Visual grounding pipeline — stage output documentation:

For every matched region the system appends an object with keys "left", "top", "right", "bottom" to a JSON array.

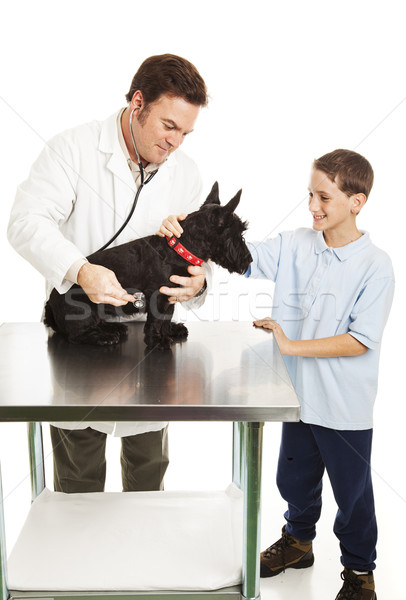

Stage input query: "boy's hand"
[
  {"left": 253, "top": 318, "right": 368, "bottom": 357},
  {"left": 253, "top": 318, "right": 293, "bottom": 355},
  {"left": 160, "top": 265, "right": 206, "bottom": 304},
  {"left": 156, "top": 213, "right": 187, "bottom": 238}
]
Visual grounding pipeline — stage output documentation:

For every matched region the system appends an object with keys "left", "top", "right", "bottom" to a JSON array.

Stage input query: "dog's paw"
[
  {"left": 69, "top": 323, "right": 127, "bottom": 346},
  {"left": 144, "top": 320, "right": 188, "bottom": 350},
  {"left": 169, "top": 322, "right": 188, "bottom": 342},
  {"left": 145, "top": 334, "right": 172, "bottom": 351},
  {"left": 101, "top": 322, "right": 128, "bottom": 341}
]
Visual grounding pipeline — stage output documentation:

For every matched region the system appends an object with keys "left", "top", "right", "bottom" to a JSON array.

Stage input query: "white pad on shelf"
[{"left": 8, "top": 484, "right": 243, "bottom": 591}]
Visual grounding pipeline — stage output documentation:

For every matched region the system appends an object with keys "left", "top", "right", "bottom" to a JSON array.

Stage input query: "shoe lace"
[
  {"left": 338, "top": 571, "right": 363, "bottom": 600},
  {"left": 263, "top": 529, "right": 293, "bottom": 567}
]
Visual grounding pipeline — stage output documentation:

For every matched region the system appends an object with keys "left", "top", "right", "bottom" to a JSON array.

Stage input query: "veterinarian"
[
  {"left": 7, "top": 54, "right": 209, "bottom": 494},
  {"left": 160, "top": 149, "right": 394, "bottom": 599}
]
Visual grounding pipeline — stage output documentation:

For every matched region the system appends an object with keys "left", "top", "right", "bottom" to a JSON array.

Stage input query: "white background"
[{"left": 0, "top": 1, "right": 405, "bottom": 598}]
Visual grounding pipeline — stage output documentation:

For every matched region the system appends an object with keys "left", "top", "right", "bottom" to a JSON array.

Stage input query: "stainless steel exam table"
[{"left": 0, "top": 321, "right": 299, "bottom": 600}]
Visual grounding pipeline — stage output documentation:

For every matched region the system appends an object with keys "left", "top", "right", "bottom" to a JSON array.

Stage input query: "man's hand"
[
  {"left": 160, "top": 264, "right": 206, "bottom": 304},
  {"left": 77, "top": 262, "right": 135, "bottom": 306},
  {"left": 156, "top": 214, "right": 186, "bottom": 238}
]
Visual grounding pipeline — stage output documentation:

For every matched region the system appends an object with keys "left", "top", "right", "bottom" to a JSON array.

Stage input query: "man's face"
[{"left": 132, "top": 94, "right": 200, "bottom": 166}]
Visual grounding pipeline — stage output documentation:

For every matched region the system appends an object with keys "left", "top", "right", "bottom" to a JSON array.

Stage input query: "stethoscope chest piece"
[{"left": 133, "top": 292, "right": 146, "bottom": 310}]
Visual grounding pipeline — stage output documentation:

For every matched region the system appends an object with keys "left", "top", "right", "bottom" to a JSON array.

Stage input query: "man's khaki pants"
[{"left": 50, "top": 425, "right": 169, "bottom": 493}]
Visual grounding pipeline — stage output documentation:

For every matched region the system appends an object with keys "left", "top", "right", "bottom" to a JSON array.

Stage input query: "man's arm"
[
  {"left": 253, "top": 318, "right": 368, "bottom": 357},
  {"left": 8, "top": 135, "right": 134, "bottom": 307},
  {"left": 8, "top": 140, "right": 85, "bottom": 293}
]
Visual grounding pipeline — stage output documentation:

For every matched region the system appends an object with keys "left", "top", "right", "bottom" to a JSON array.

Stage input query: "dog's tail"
[{"left": 43, "top": 301, "right": 57, "bottom": 331}]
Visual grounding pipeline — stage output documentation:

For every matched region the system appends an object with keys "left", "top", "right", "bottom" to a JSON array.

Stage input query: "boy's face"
[{"left": 308, "top": 169, "right": 362, "bottom": 240}]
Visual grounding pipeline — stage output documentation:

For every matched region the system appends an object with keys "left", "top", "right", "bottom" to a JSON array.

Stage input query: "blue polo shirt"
[{"left": 247, "top": 228, "right": 395, "bottom": 430}]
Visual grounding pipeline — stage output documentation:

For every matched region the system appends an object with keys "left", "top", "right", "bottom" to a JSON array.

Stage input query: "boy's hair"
[
  {"left": 313, "top": 149, "right": 374, "bottom": 198},
  {"left": 125, "top": 54, "right": 208, "bottom": 108}
]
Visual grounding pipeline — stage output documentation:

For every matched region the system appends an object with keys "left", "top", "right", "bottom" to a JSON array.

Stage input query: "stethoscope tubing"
[{"left": 96, "top": 108, "right": 158, "bottom": 252}]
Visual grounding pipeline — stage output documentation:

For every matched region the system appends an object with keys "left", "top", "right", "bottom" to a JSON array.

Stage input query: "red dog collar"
[{"left": 166, "top": 236, "right": 204, "bottom": 266}]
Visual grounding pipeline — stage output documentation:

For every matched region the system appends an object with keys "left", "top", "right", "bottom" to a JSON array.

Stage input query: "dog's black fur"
[{"left": 44, "top": 182, "right": 252, "bottom": 349}]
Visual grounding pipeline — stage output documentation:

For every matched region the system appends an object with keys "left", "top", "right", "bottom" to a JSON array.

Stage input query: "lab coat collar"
[
  {"left": 99, "top": 110, "right": 136, "bottom": 191},
  {"left": 98, "top": 109, "right": 177, "bottom": 187}
]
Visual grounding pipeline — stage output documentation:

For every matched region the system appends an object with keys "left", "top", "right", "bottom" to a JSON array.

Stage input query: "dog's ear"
[
  {"left": 201, "top": 181, "right": 220, "bottom": 207},
  {"left": 223, "top": 189, "right": 242, "bottom": 213}
]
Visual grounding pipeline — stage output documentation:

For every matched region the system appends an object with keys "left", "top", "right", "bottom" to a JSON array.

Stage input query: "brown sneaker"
[
  {"left": 335, "top": 569, "right": 376, "bottom": 599},
  {"left": 260, "top": 525, "right": 314, "bottom": 577}
]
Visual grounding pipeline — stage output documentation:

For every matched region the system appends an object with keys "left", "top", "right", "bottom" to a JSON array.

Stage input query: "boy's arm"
[{"left": 253, "top": 319, "right": 368, "bottom": 357}]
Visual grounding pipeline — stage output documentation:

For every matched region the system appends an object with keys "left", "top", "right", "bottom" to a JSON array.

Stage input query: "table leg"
[
  {"left": 0, "top": 462, "right": 9, "bottom": 600},
  {"left": 27, "top": 423, "right": 45, "bottom": 502},
  {"left": 241, "top": 422, "right": 263, "bottom": 600},
  {"left": 232, "top": 422, "right": 244, "bottom": 489}
]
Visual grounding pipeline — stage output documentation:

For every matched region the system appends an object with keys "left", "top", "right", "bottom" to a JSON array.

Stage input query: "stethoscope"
[{"left": 97, "top": 106, "right": 158, "bottom": 309}]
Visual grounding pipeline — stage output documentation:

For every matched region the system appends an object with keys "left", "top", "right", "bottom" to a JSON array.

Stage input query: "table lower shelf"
[
  {"left": 8, "top": 488, "right": 243, "bottom": 594},
  {"left": 9, "top": 587, "right": 242, "bottom": 600}
]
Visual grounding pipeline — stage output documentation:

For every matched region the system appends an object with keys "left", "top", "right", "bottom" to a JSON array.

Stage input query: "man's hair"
[
  {"left": 313, "top": 149, "right": 374, "bottom": 198},
  {"left": 125, "top": 54, "right": 208, "bottom": 108}
]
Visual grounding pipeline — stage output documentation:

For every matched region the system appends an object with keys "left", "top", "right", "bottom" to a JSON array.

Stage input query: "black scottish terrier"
[{"left": 44, "top": 182, "right": 252, "bottom": 349}]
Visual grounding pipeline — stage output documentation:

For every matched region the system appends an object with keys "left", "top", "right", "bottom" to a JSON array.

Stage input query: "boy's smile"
[{"left": 308, "top": 168, "right": 365, "bottom": 247}]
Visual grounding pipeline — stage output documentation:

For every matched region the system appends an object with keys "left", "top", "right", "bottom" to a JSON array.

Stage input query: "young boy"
[
  {"left": 248, "top": 149, "right": 394, "bottom": 599},
  {"left": 159, "top": 149, "right": 394, "bottom": 599}
]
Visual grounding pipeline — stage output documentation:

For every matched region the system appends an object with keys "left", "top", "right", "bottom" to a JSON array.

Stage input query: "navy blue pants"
[{"left": 277, "top": 421, "right": 377, "bottom": 571}]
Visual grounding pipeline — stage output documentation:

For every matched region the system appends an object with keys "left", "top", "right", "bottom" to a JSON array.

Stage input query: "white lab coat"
[{"left": 8, "top": 109, "right": 208, "bottom": 436}]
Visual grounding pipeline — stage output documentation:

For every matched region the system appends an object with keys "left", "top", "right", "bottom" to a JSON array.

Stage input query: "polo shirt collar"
[{"left": 314, "top": 230, "right": 370, "bottom": 261}]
